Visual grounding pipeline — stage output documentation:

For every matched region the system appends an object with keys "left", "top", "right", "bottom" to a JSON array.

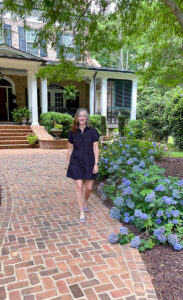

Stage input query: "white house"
[{"left": 0, "top": 12, "right": 137, "bottom": 127}]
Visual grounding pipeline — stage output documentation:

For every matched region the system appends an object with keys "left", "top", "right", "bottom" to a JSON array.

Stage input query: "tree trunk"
[{"left": 161, "top": 0, "right": 183, "bottom": 33}]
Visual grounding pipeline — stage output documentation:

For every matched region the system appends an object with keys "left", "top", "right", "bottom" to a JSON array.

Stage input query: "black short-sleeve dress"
[{"left": 66, "top": 127, "right": 99, "bottom": 180}]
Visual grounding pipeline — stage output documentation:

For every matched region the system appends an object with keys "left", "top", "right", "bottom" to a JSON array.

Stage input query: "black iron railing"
[{"left": 107, "top": 107, "right": 130, "bottom": 124}]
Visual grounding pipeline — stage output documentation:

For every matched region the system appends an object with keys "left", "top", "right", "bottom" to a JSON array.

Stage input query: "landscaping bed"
[{"left": 94, "top": 156, "right": 183, "bottom": 300}]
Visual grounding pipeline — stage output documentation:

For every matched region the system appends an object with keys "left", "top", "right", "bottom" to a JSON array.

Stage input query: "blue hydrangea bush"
[{"left": 99, "top": 133, "right": 183, "bottom": 252}]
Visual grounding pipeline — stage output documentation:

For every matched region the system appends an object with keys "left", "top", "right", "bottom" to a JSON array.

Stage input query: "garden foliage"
[
  {"left": 98, "top": 133, "right": 183, "bottom": 252},
  {"left": 89, "top": 115, "right": 107, "bottom": 136},
  {"left": 40, "top": 112, "right": 73, "bottom": 138}
]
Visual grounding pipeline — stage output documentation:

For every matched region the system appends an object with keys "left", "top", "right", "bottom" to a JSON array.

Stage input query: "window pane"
[
  {"left": 62, "top": 34, "right": 74, "bottom": 47},
  {"left": 27, "top": 29, "right": 36, "bottom": 42},
  {"left": 27, "top": 42, "right": 38, "bottom": 55}
]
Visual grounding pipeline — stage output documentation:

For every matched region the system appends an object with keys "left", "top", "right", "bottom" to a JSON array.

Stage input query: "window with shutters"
[
  {"left": 57, "top": 33, "right": 79, "bottom": 60},
  {"left": 107, "top": 79, "right": 132, "bottom": 109},
  {"left": 0, "top": 24, "right": 12, "bottom": 46},
  {"left": 18, "top": 27, "right": 47, "bottom": 57}
]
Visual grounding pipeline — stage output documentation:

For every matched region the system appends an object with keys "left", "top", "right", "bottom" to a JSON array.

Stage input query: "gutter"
[{"left": 93, "top": 71, "right": 97, "bottom": 114}]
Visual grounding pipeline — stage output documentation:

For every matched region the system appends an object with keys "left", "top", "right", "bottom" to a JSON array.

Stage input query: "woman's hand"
[{"left": 93, "top": 164, "right": 98, "bottom": 174}]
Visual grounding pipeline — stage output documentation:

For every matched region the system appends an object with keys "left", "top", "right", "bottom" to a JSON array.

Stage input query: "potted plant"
[
  {"left": 63, "top": 85, "right": 78, "bottom": 102},
  {"left": 12, "top": 107, "right": 31, "bottom": 125},
  {"left": 27, "top": 134, "right": 38, "bottom": 145},
  {"left": 51, "top": 123, "right": 63, "bottom": 139}
]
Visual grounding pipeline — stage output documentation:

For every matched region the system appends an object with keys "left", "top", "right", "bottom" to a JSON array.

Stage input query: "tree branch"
[{"left": 161, "top": 0, "right": 183, "bottom": 33}]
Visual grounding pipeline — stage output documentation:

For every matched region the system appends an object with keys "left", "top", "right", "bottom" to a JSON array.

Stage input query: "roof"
[{"left": 0, "top": 44, "right": 45, "bottom": 62}]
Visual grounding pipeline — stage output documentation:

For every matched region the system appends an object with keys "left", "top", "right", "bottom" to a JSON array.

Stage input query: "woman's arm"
[
  {"left": 93, "top": 141, "right": 100, "bottom": 174},
  {"left": 67, "top": 142, "right": 73, "bottom": 163}
]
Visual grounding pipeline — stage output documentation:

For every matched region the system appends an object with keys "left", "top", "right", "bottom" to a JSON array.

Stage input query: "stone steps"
[{"left": 0, "top": 124, "right": 39, "bottom": 149}]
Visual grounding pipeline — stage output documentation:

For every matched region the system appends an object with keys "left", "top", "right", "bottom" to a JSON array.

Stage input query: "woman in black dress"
[{"left": 66, "top": 108, "right": 100, "bottom": 223}]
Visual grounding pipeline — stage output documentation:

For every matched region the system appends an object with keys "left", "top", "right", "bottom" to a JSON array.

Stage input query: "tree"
[{"left": 1, "top": 0, "right": 183, "bottom": 85}]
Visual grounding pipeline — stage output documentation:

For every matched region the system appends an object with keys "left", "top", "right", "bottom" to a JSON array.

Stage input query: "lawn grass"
[{"left": 169, "top": 151, "right": 183, "bottom": 157}]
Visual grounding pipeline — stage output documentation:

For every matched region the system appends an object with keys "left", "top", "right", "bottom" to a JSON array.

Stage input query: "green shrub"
[
  {"left": 118, "top": 111, "right": 130, "bottom": 136},
  {"left": 89, "top": 115, "right": 107, "bottom": 136},
  {"left": 12, "top": 107, "right": 31, "bottom": 123},
  {"left": 40, "top": 112, "right": 73, "bottom": 138},
  {"left": 27, "top": 134, "right": 38, "bottom": 144},
  {"left": 125, "top": 120, "right": 148, "bottom": 139}
]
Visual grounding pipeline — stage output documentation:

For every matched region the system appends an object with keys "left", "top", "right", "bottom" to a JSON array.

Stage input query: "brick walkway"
[{"left": 0, "top": 149, "right": 158, "bottom": 300}]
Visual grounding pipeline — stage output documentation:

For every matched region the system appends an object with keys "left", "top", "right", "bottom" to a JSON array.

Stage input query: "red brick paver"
[{"left": 0, "top": 149, "right": 157, "bottom": 299}]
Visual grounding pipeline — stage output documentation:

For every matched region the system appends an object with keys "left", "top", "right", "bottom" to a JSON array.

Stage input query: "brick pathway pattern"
[{"left": 0, "top": 149, "right": 158, "bottom": 300}]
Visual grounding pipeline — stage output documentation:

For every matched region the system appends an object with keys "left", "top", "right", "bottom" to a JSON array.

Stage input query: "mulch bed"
[{"left": 93, "top": 157, "right": 183, "bottom": 300}]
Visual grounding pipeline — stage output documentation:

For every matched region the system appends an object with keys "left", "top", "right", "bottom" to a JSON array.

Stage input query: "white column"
[
  {"left": 41, "top": 79, "right": 48, "bottom": 113},
  {"left": 27, "top": 75, "right": 32, "bottom": 112},
  {"left": 130, "top": 79, "right": 138, "bottom": 120},
  {"left": 89, "top": 78, "right": 94, "bottom": 115},
  {"left": 100, "top": 78, "right": 107, "bottom": 117},
  {"left": 28, "top": 72, "right": 39, "bottom": 126}
]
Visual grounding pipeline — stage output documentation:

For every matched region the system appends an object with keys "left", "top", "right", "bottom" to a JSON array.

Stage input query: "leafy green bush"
[
  {"left": 98, "top": 134, "right": 183, "bottom": 252},
  {"left": 164, "top": 87, "right": 183, "bottom": 150},
  {"left": 125, "top": 120, "right": 148, "bottom": 139},
  {"left": 89, "top": 115, "right": 107, "bottom": 136},
  {"left": 118, "top": 111, "right": 130, "bottom": 137},
  {"left": 12, "top": 107, "right": 31, "bottom": 123},
  {"left": 40, "top": 112, "right": 73, "bottom": 138},
  {"left": 27, "top": 134, "right": 38, "bottom": 144}
]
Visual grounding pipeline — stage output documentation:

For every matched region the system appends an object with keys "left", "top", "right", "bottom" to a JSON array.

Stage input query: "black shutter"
[
  {"left": 115, "top": 81, "right": 123, "bottom": 107},
  {"left": 4, "top": 24, "right": 12, "bottom": 46},
  {"left": 40, "top": 39, "right": 47, "bottom": 57},
  {"left": 124, "top": 81, "right": 132, "bottom": 108},
  {"left": 19, "top": 26, "right": 26, "bottom": 51}
]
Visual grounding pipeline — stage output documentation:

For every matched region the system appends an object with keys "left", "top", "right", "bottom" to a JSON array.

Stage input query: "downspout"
[{"left": 93, "top": 71, "right": 97, "bottom": 114}]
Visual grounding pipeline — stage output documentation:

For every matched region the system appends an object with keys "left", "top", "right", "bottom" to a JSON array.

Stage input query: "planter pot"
[
  {"left": 51, "top": 129, "right": 63, "bottom": 139},
  {"left": 21, "top": 117, "right": 27, "bottom": 125}
]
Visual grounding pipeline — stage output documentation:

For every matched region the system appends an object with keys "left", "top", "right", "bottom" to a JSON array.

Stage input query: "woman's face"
[{"left": 78, "top": 111, "right": 87, "bottom": 126}]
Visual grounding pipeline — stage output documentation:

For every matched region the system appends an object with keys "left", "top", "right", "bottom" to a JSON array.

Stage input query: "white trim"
[
  {"left": 130, "top": 80, "right": 138, "bottom": 120},
  {"left": 2, "top": 75, "right": 15, "bottom": 95}
]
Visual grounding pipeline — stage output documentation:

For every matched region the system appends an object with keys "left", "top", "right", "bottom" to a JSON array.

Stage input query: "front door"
[{"left": 0, "top": 87, "right": 7, "bottom": 121}]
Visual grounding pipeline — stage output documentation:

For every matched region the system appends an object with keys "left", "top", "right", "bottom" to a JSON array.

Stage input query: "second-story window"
[
  {"left": 57, "top": 33, "right": 76, "bottom": 60},
  {"left": 18, "top": 26, "right": 47, "bottom": 57},
  {"left": 27, "top": 29, "right": 38, "bottom": 56},
  {"left": 0, "top": 24, "right": 12, "bottom": 46}
]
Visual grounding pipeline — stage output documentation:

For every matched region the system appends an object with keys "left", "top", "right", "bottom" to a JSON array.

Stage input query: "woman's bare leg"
[
  {"left": 75, "top": 180, "right": 85, "bottom": 219},
  {"left": 84, "top": 180, "right": 93, "bottom": 209}
]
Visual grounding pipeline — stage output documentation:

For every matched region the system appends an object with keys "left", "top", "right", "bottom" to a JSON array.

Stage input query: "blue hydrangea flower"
[
  {"left": 133, "top": 148, "right": 137, "bottom": 151},
  {"left": 177, "top": 180, "right": 183, "bottom": 187},
  {"left": 114, "top": 197, "right": 124, "bottom": 207},
  {"left": 104, "top": 158, "right": 108, "bottom": 164},
  {"left": 123, "top": 180, "right": 131, "bottom": 186},
  {"left": 172, "top": 189, "right": 181, "bottom": 199},
  {"left": 149, "top": 156, "right": 155, "bottom": 162},
  {"left": 122, "top": 150, "right": 126, "bottom": 154},
  {"left": 103, "top": 146, "right": 107, "bottom": 150},
  {"left": 153, "top": 142, "right": 156, "bottom": 148},
  {"left": 123, "top": 216, "right": 130, "bottom": 223},
  {"left": 166, "top": 210, "right": 171, "bottom": 218},
  {"left": 132, "top": 166, "right": 142, "bottom": 172},
  {"left": 172, "top": 219, "right": 179, "bottom": 225},
  {"left": 155, "top": 185, "right": 165, "bottom": 192},
  {"left": 125, "top": 144, "right": 130, "bottom": 149},
  {"left": 157, "top": 234, "right": 167, "bottom": 243},
  {"left": 123, "top": 187, "right": 133, "bottom": 196},
  {"left": 120, "top": 227, "right": 128, "bottom": 235},
  {"left": 141, "top": 213, "right": 148, "bottom": 220},
  {"left": 129, "top": 131, "right": 133, "bottom": 135},
  {"left": 148, "top": 149, "right": 154, "bottom": 154},
  {"left": 154, "top": 227, "right": 166, "bottom": 236},
  {"left": 156, "top": 210, "right": 164, "bottom": 218},
  {"left": 171, "top": 210, "right": 179, "bottom": 217},
  {"left": 174, "top": 244, "right": 183, "bottom": 251},
  {"left": 126, "top": 153, "right": 130, "bottom": 157},
  {"left": 130, "top": 215, "right": 134, "bottom": 222},
  {"left": 130, "top": 236, "right": 141, "bottom": 248},
  {"left": 145, "top": 191, "right": 155, "bottom": 203},
  {"left": 110, "top": 207, "right": 121, "bottom": 220},
  {"left": 167, "top": 234, "right": 179, "bottom": 246},
  {"left": 139, "top": 161, "right": 146, "bottom": 168},
  {"left": 180, "top": 200, "right": 183, "bottom": 205},
  {"left": 155, "top": 219, "right": 162, "bottom": 224},
  {"left": 164, "top": 179, "right": 171, "bottom": 184},
  {"left": 124, "top": 212, "right": 130, "bottom": 217},
  {"left": 134, "top": 209, "right": 142, "bottom": 218},
  {"left": 113, "top": 165, "right": 119, "bottom": 170},
  {"left": 105, "top": 166, "right": 108, "bottom": 169},
  {"left": 108, "top": 233, "right": 119, "bottom": 244},
  {"left": 127, "top": 201, "right": 135, "bottom": 209},
  {"left": 162, "top": 196, "right": 176, "bottom": 205}
]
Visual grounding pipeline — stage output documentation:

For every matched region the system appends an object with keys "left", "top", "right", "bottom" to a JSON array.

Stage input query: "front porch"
[{"left": 0, "top": 44, "right": 138, "bottom": 127}]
